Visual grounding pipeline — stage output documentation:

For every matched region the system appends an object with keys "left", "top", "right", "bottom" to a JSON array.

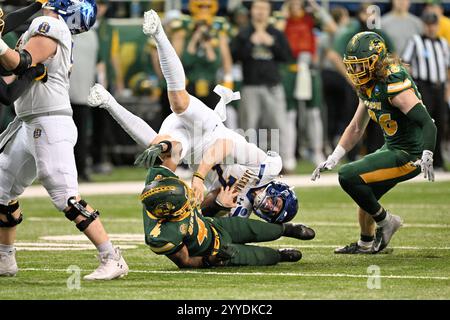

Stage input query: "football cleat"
[
  {"left": 84, "top": 247, "right": 129, "bottom": 281},
  {"left": 143, "top": 10, "right": 162, "bottom": 37},
  {"left": 0, "top": 249, "right": 18, "bottom": 277},
  {"left": 87, "top": 84, "right": 113, "bottom": 108},
  {"left": 283, "top": 223, "right": 316, "bottom": 240},
  {"left": 373, "top": 213, "right": 403, "bottom": 253},
  {"left": 334, "top": 242, "right": 374, "bottom": 254},
  {"left": 278, "top": 249, "right": 302, "bottom": 262}
]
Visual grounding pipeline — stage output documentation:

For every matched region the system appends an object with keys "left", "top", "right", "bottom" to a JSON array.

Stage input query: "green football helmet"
[
  {"left": 140, "top": 177, "right": 196, "bottom": 221},
  {"left": 343, "top": 31, "right": 387, "bottom": 86}
]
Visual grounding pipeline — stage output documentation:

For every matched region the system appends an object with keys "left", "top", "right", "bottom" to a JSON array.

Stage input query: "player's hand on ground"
[
  {"left": 134, "top": 144, "right": 163, "bottom": 168},
  {"left": 206, "top": 245, "right": 237, "bottom": 267},
  {"left": 143, "top": 9, "right": 162, "bottom": 37},
  {"left": 191, "top": 176, "right": 205, "bottom": 205},
  {"left": 311, "top": 157, "right": 338, "bottom": 181},
  {"left": 87, "top": 84, "right": 113, "bottom": 108},
  {"left": 216, "top": 186, "right": 239, "bottom": 208},
  {"left": 413, "top": 150, "right": 434, "bottom": 182}
]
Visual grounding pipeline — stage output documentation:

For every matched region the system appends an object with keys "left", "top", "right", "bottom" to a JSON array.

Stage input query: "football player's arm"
[
  {"left": 392, "top": 89, "right": 437, "bottom": 152},
  {"left": 192, "top": 139, "right": 234, "bottom": 202},
  {"left": 201, "top": 186, "right": 238, "bottom": 216},
  {"left": 312, "top": 99, "right": 369, "bottom": 180},
  {"left": 167, "top": 245, "right": 205, "bottom": 268},
  {"left": 0, "top": 64, "right": 46, "bottom": 105},
  {"left": 338, "top": 99, "right": 371, "bottom": 151},
  {"left": 0, "top": 35, "right": 57, "bottom": 71},
  {"left": 2, "top": 1, "right": 44, "bottom": 36}
]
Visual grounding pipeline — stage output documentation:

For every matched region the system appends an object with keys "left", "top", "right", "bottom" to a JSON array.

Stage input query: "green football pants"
[
  {"left": 210, "top": 217, "right": 284, "bottom": 266},
  {"left": 338, "top": 145, "right": 421, "bottom": 215}
]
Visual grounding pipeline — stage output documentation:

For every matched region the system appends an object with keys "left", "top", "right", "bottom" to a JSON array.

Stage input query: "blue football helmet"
[
  {"left": 252, "top": 181, "right": 298, "bottom": 223},
  {"left": 44, "top": 0, "right": 97, "bottom": 35}
]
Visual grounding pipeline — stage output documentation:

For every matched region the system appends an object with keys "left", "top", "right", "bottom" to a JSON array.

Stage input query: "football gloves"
[
  {"left": 413, "top": 150, "right": 434, "bottom": 182},
  {"left": 134, "top": 141, "right": 172, "bottom": 168},
  {"left": 32, "top": 63, "right": 47, "bottom": 82},
  {"left": 311, "top": 145, "right": 346, "bottom": 181},
  {"left": 143, "top": 10, "right": 162, "bottom": 37},
  {"left": 87, "top": 83, "right": 113, "bottom": 109}
]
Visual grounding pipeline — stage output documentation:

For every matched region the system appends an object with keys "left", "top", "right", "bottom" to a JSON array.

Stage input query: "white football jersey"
[
  {"left": 15, "top": 15, "right": 73, "bottom": 118},
  {"left": 204, "top": 151, "right": 283, "bottom": 218}
]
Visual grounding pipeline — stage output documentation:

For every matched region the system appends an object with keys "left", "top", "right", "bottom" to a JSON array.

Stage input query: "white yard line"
[
  {"left": 20, "top": 172, "right": 450, "bottom": 198},
  {"left": 18, "top": 267, "right": 450, "bottom": 281}
]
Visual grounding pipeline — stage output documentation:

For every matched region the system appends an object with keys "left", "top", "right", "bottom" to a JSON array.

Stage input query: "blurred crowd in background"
[{"left": 0, "top": 0, "right": 449, "bottom": 181}]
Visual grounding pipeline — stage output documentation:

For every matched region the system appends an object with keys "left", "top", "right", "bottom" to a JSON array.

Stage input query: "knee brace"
[
  {"left": 0, "top": 200, "right": 23, "bottom": 228},
  {"left": 64, "top": 197, "right": 100, "bottom": 232}
]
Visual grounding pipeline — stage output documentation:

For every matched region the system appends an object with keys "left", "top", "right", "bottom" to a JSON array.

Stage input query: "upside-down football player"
[
  {"left": 87, "top": 10, "right": 315, "bottom": 240},
  {"left": 311, "top": 32, "right": 436, "bottom": 254}
]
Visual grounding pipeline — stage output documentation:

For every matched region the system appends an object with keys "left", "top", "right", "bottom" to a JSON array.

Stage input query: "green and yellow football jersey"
[{"left": 358, "top": 64, "right": 426, "bottom": 156}]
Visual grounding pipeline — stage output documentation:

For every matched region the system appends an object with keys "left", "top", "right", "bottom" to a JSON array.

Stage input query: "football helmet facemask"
[{"left": 252, "top": 181, "right": 298, "bottom": 224}]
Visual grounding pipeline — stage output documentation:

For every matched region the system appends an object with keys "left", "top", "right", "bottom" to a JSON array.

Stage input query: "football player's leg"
[
  {"left": 225, "top": 244, "right": 281, "bottom": 266},
  {"left": 143, "top": 10, "right": 189, "bottom": 113},
  {"left": 338, "top": 147, "right": 420, "bottom": 251},
  {"left": 213, "top": 217, "right": 284, "bottom": 244},
  {"left": 32, "top": 117, "right": 128, "bottom": 280},
  {"left": 0, "top": 127, "right": 36, "bottom": 276}
]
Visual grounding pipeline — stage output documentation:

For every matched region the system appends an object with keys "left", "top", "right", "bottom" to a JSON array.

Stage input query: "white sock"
[
  {"left": 106, "top": 98, "right": 157, "bottom": 148},
  {"left": 0, "top": 244, "right": 14, "bottom": 253},
  {"left": 357, "top": 240, "right": 373, "bottom": 248},
  {"left": 96, "top": 241, "right": 116, "bottom": 258},
  {"left": 154, "top": 27, "right": 185, "bottom": 91}
]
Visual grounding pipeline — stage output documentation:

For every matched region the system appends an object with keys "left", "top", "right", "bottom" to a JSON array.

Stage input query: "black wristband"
[{"left": 159, "top": 140, "right": 172, "bottom": 153}]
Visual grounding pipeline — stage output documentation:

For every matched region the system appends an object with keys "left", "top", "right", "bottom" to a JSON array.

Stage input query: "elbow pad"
[{"left": 13, "top": 49, "right": 33, "bottom": 75}]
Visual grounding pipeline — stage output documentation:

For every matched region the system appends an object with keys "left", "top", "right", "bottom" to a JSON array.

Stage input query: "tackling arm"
[
  {"left": 2, "top": 1, "right": 44, "bottom": 36},
  {"left": 0, "top": 35, "right": 57, "bottom": 72}
]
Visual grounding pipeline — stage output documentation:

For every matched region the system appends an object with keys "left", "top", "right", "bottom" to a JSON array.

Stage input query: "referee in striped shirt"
[{"left": 402, "top": 11, "right": 449, "bottom": 170}]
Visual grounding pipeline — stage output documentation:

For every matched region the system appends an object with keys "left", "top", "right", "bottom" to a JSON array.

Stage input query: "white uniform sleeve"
[{"left": 27, "top": 16, "right": 71, "bottom": 49}]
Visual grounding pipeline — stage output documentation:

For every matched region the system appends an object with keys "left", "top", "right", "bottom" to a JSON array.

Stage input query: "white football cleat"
[
  {"left": 83, "top": 247, "right": 128, "bottom": 281},
  {"left": 143, "top": 10, "right": 162, "bottom": 37},
  {"left": 87, "top": 84, "right": 113, "bottom": 108},
  {"left": 0, "top": 249, "right": 18, "bottom": 277}
]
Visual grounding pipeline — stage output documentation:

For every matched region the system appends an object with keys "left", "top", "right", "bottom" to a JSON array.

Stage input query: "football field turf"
[{"left": 1, "top": 181, "right": 449, "bottom": 300}]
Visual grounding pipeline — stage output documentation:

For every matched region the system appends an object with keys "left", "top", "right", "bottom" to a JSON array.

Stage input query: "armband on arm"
[{"left": 13, "top": 50, "right": 33, "bottom": 75}]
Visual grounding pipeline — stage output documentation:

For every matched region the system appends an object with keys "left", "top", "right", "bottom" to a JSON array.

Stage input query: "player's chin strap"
[
  {"left": 213, "top": 85, "right": 240, "bottom": 122},
  {"left": 64, "top": 197, "right": 100, "bottom": 232}
]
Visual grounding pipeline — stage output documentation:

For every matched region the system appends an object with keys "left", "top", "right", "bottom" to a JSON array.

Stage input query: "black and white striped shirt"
[{"left": 402, "top": 34, "right": 450, "bottom": 84}]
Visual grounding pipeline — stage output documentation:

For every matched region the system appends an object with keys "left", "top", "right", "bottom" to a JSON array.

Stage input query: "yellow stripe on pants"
[{"left": 360, "top": 162, "right": 417, "bottom": 184}]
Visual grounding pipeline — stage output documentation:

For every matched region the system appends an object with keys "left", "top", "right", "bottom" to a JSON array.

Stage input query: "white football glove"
[
  {"left": 311, "top": 145, "right": 346, "bottom": 181},
  {"left": 143, "top": 10, "right": 162, "bottom": 37},
  {"left": 87, "top": 84, "right": 114, "bottom": 109},
  {"left": 413, "top": 150, "right": 434, "bottom": 182},
  {"left": 311, "top": 157, "right": 339, "bottom": 181}
]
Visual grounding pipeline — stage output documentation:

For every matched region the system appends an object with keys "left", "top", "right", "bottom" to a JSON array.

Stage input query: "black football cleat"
[
  {"left": 283, "top": 223, "right": 316, "bottom": 240},
  {"left": 278, "top": 249, "right": 302, "bottom": 262}
]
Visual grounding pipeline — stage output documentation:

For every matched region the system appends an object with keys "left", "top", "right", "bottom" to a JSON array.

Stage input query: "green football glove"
[
  {"left": 134, "top": 144, "right": 163, "bottom": 168},
  {"left": 134, "top": 140, "right": 172, "bottom": 168}
]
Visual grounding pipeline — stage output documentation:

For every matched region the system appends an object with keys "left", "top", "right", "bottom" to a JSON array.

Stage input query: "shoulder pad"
[{"left": 386, "top": 65, "right": 412, "bottom": 95}]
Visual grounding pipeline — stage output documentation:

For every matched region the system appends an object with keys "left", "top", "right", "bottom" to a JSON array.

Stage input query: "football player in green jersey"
[
  {"left": 311, "top": 31, "right": 437, "bottom": 254},
  {"left": 141, "top": 169, "right": 311, "bottom": 268}
]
